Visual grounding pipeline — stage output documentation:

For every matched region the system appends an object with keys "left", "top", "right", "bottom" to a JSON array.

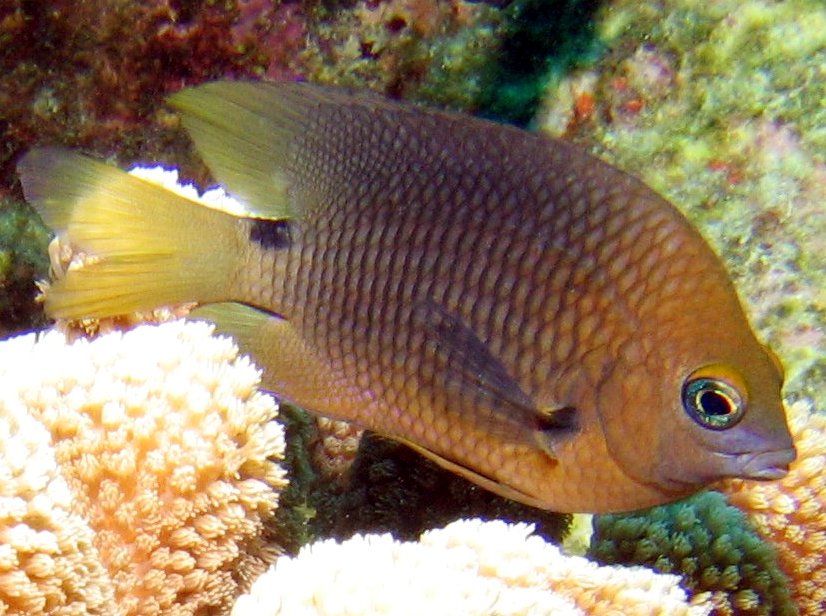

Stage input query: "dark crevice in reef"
[{"left": 479, "top": 0, "right": 604, "bottom": 127}]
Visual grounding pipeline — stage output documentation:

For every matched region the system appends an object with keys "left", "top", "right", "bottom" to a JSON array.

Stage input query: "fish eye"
[{"left": 682, "top": 369, "right": 746, "bottom": 430}]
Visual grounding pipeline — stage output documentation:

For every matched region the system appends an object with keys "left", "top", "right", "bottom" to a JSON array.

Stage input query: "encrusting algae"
[
  {"left": 17, "top": 78, "right": 795, "bottom": 514},
  {"left": 0, "top": 320, "right": 287, "bottom": 615}
]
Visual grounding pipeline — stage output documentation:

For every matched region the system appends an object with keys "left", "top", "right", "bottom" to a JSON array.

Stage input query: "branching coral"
[
  {"left": 723, "top": 400, "right": 826, "bottom": 615},
  {"left": 234, "top": 518, "right": 711, "bottom": 616},
  {"left": 589, "top": 491, "right": 795, "bottom": 615},
  {"left": 0, "top": 319, "right": 288, "bottom": 615}
]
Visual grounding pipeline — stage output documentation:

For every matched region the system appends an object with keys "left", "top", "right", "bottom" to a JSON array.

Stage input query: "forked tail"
[{"left": 17, "top": 148, "right": 245, "bottom": 319}]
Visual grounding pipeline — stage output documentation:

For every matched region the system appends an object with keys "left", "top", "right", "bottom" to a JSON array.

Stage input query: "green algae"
[
  {"left": 0, "top": 196, "right": 49, "bottom": 337},
  {"left": 406, "top": 13, "right": 503, "bottom": 112},
  {"left": 298, "top": 0, "right": 505, "bottom": 111},
  {"left": 540, "top": 0, "right": 826, "bottom": 406},
  {"left": 298, "top": 0, "right": 605, "bottom": 120},
  {"left": 264, "top": 404, "right": 320, "bottom": 555}
]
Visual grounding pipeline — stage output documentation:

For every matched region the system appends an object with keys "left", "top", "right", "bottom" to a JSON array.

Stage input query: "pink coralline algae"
[
  {"left": 232, "top": 0, "right": 309, "bottom": 81},
  {"left": 0, "top": 0, "right": 259, "bottom": 183}
]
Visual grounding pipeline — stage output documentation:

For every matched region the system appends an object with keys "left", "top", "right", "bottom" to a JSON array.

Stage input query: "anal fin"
[
  {"left": 395, "top": 436, "right": 549, "bottom": 510},
  {"left": 191, "top": 302, "right": 364, "bottom": 419}
]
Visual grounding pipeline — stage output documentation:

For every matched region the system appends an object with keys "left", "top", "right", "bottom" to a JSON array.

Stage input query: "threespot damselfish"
[{"left": 18, "top": 80, "right": 795, "bottom": 513}]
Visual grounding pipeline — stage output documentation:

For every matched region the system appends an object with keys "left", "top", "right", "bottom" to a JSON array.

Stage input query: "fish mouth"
[{"left": 737, "top": 447, "right": 797, "bottom": 480}]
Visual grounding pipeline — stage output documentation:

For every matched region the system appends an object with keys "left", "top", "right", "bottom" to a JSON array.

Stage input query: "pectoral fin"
[{"left": 415, "top": 300, "right": 579, "bottom": 455}]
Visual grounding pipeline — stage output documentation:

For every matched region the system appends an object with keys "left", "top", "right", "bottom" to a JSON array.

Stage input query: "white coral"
[
  {"left": 0, "top": 320, "right": 287, "bottom": 615},
  {"left": 233, "top": 518, "right": 711, "bottom": 616}
]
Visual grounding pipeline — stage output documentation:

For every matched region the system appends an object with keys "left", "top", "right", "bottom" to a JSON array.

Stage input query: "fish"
[{"left": 17, "top": 80, "right": 796, "bottom": 513}]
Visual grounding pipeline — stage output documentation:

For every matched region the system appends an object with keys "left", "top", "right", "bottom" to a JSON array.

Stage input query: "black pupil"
[{"left": 699, "top": 389, "right": 732, "bottom": 416}]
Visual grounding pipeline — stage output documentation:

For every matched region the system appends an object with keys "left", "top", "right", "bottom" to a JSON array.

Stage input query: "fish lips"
[{"left": 732, "top": 446, "right": 797, "bottom": 480}]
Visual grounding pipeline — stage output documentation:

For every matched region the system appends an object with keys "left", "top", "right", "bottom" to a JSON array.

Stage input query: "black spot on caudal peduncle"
[{"left": 249, "top": 219, "right": 291, "bottom": 250}]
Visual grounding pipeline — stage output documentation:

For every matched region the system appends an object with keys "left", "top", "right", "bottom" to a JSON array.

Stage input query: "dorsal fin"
[
  {"left": 168, "top": 81, "right": 302, "bottom": 220},
  {"left": 168, "top": 80, "right": 426, "bottom": 221}
]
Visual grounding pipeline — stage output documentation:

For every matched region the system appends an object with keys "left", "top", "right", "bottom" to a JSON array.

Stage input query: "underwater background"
[{"left": 0, "top": 0, "right": 823, "bottom": 614}]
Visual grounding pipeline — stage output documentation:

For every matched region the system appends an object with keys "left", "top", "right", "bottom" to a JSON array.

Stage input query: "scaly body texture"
[{"left": 18, "top": 81, "right": 794, "bottom": 513}]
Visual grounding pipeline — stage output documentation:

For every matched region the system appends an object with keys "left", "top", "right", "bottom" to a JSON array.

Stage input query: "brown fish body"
[{"left": 18, "top": 81, "right": 795, "bottom": 512}]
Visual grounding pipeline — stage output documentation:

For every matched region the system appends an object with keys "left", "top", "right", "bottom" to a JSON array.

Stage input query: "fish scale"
[
  {"left": 17, "top": 80, "right": 795, "bottom": 512},
  {"left": 235, "top": 99, "right": 725, "bottom": 503}
]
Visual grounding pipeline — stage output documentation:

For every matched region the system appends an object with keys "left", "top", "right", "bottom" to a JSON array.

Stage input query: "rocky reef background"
[{"left": 1, "top": 0, "right": 824, "bottom": 613}]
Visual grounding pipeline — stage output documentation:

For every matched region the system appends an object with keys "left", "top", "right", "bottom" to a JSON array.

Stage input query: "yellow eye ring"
[{"left": 682, "top": 366, "right": 747, "bottom": 430}]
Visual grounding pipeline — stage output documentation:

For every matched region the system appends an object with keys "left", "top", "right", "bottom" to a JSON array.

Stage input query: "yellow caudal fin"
[{"left": 17, "top": 147, "right": 245, "bottom": 319}]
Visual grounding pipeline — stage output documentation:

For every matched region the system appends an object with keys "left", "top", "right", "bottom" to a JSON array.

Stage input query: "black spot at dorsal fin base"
[{"left": 249, "top": 218, "right": 291, "bottom": 250}]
